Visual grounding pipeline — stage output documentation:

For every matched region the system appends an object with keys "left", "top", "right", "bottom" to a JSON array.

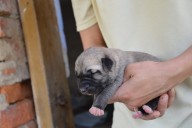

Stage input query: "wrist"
[
  {"left": 163, "top": 47, "right": 192, "bottom": 86},
  {"left": 171, "top": 47, "right": 192, "bottom": 78}
]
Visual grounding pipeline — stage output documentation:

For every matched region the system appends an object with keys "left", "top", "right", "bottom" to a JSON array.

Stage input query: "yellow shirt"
[{"left": 72, "top": 0, "right": 192, "bottom": 128}]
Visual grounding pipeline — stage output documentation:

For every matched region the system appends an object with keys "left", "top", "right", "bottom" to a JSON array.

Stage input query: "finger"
[
  {"left": 140, "top": 111, "right": 160, "bottom": 120},
  {"left": 108, "top": 95, "right": 122, "bottom": 104},
  {"left": 108, "top": 87, "right": 123, "bottom": 104},
  {"left": 167, "top": 88, "right": 175, "bottom": 107},
  {"left": 157, "top": 94, "right": 168, "bottom": 116},
  {"left": 140, "top": 94, "right": 168, "bottom": 120},
  {"left": 111, "top": 78, "right": 137, "bottom": 103}
]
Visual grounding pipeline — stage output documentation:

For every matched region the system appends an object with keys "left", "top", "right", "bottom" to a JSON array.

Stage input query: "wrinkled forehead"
[
  {"left": 75, "top": 58, "right": 102, "bottom": 74},
  {"left": 86, "top": 65, "right": 102, "bottom": 72},
  {"left": 75, "top": 64, "right": 102, "bottom": 75},
  {"left": 75, "top": 52, "right": 103, "bottom": 73}
]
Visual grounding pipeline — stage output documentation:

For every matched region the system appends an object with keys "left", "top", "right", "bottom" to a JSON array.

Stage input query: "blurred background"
[{"left": 59, "top": 0, "right": 114, "bottom": 128}]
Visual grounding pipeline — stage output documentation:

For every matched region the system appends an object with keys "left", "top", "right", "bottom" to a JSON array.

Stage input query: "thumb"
[
  {"left": 108, "top": 78, "right": 135, "bottom": 104},
  {"left": 108, "top": 92, "right": 119, "bottom": 104}
]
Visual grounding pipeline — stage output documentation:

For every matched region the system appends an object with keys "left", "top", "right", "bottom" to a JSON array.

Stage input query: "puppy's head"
[{"left": 75, "top": 47, "right": 115, "bottom": 95}]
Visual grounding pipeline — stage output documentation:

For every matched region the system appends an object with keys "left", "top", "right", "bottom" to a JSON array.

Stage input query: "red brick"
[
  {"left": 17, "top": 120, "right": 38, "bottom": 128},
  {"left": 0, "top": 0, "right": 18, "bottom": 16},
  {"left": 0, "top": 81, "right": 33, "bottom": 103},
  {"left": 0, "top": 28, "right": 6, "bottom": 37},
  {"left": 0, "top": 99, "right": 35, "bottom": 128},
  {"left": 2, "top": 68, "right": 16, "bottom": 75}
]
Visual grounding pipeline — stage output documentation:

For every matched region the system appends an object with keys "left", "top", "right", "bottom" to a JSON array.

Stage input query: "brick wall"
[
  {"left": 0, "top": 0, "right": 36, "bottom": 128},
  {"left": 0, "top": 81, "right": 37, "bottom": 128}
]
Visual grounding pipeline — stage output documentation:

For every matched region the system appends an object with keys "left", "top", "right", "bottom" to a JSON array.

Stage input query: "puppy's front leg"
[{"left": 89, "top": 80, "right": 122, "bottom": 116}]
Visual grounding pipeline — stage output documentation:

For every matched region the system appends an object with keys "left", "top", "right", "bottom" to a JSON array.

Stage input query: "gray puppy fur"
[{"left": 75, "top": 47, "right": 161, "bottom": 116}]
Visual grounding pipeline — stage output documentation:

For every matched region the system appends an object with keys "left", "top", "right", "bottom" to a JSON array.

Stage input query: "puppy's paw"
[
  {"left": 142, "top": 105, "right": 153, "bottom": 114},
  {"left": 89, "top": 106, "right": 104, "bottom": 116},
  {"left": 132, "top": 111, "right": 142, "bottom": 119}
]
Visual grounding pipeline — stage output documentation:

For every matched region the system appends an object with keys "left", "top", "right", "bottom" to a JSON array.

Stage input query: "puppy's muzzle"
[{"left": 79, "top": 80, "right": 100, "bottom": 95}]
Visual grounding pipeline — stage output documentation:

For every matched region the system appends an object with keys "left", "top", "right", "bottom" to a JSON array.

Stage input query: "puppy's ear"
[{"left": 101, "top": 57, "right": 113, "bottom": 71}]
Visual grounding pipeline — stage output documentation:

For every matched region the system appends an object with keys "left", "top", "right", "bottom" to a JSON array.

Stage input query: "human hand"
[
  {"left": 109, "top": 60, "right": 181, "bottom": 120},
  {"left": 110, "top": 46, "right": 192, "bottom": 120},
  {"left": 116, "top": 61, "right": 179, "bottom": 107}
]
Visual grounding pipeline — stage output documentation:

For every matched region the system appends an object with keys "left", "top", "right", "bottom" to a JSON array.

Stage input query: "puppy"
[{"left": 75, "top": 47, "right": 161, "bottom": 116}]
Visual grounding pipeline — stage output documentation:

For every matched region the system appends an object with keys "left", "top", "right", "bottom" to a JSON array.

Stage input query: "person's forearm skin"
[{"left": 79, "top": 23, "right": 107, "bottom": 50}]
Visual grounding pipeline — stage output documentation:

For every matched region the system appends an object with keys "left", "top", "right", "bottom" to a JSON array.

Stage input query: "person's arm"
[
  {"left": 79, "top": 23, "right": 176, "bottom": 120},
  {"left": 79, "top": 23, "right": 107, "bottom": 49},
  {"left": 111, "top": 46, "right": 192, "bottom": 119}
]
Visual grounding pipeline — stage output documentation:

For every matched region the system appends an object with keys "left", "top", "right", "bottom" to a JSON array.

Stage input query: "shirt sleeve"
[{"left": 71, "top": 0, "right": 97, "bottom": 31}]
